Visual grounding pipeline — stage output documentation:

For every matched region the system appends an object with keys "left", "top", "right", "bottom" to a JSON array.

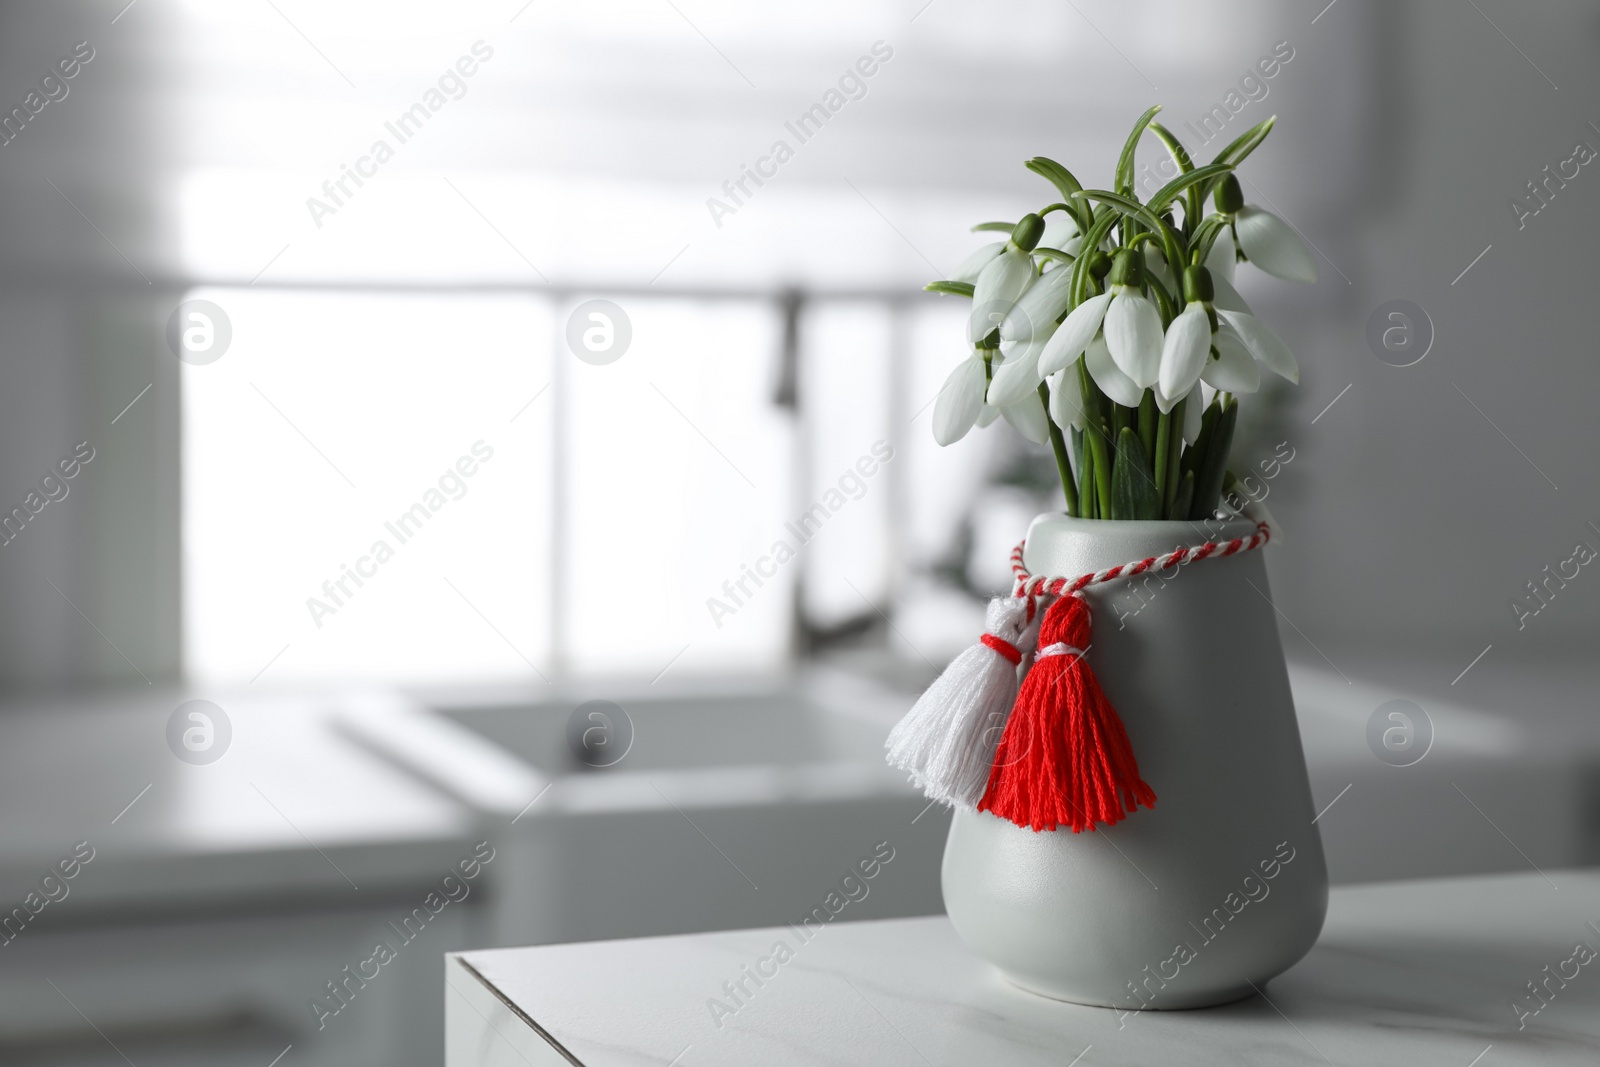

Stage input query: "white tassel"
[{"left": 885, "top": 596, "right": 1039, "bottom": 810}]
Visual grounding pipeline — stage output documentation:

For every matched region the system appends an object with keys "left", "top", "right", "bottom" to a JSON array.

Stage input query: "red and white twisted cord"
[{"left": 1009, "top": 522, "right": 1271, "bottom": 601}]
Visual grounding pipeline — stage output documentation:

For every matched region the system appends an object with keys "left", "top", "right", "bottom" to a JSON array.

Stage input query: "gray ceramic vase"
[{"left": 941, "top": 513, "right": 1328, "bottom": 1009}]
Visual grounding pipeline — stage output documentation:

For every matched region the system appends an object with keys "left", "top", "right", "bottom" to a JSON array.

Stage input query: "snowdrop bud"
[
  {"left": 1182, "top": 264, "right": 1214, "bottom": 304},
  {"left": 1107, "top": 248, "right": 1143, "bottom": 288},
  {"left": 1215, "top": 173, "right": 1244, "bottom": 215},
  {"left": 1010, "top": 213, "right": 1045, "bottom": 253}
]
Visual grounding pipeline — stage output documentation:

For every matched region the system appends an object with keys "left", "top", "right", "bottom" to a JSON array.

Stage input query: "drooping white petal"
[
  {"left": 976, "top": 404, "right": 1001, "bottom": 427},
  {"left": 969, "top": 249, "right": 1035, "bottom": 344},
  {"left": 1208, "top": 269, "right": 1252, "bottom": 315},
  {"left": 951, "top": 241, "right": 1004, "bottom": 284},
  {"left": 998, "top": 395, "right": 1050, "bottom": 444},
  {"left": 1040, "top": 214, "right": 1078, "bottom": 253},
  {"left": 931, "top": 356, "right": 988, "bottom": 445},
  {"left": 1233, "top": 206, "right": 1318, "bottom": 283},
  {"left": 1085, "top": 335, "right": 1144, "bottom": 408},
  {"left": 1182, "top": 388, "right": 1203, "bottom": 444},
  {"left": 1202, "top": 329, "right": 1261, "bottom": 394},
  {"left": 987, "top": 335, "right": 1051, "bottom": 406},
  {"left": 1001, "top": 266, "right": 1074, "bottom": 343},
  {"left": 1036, "top": 291, "right": 1110, "bottom": 377},
  {"left": 1218, "top": 309, "right": 1299, "bottom": 384},
  {"left": 1142, "top": 245, "right": 1176, "bottom": 294},
  {"left": 1103, "top": 287, "right": 1164, "bottom": 390},
  {"left": 1157, "top": 302, "right": 1211, "bottom": 413},
  {"left": 1047, "top": 366, "right": 1086, "bottom": 430},
  {"left": 1205, "top": 230, "right": 1237, "bottom": 284}
]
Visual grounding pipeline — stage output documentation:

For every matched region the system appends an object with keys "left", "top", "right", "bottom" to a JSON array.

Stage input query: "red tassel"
[{"left": 977, "top": 593, "right": 1156, "bottom": 833}]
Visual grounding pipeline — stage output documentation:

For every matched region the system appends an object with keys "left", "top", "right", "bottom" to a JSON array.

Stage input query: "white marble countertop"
[{"left": 448, "top": 869, "right": 1600, "bottom": 1066}]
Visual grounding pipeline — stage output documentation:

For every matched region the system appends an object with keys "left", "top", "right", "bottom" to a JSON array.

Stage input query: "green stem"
[
  {"left": 1153, "top": 407, "right": 1171, "bottom": 515},
  {"left": 1040, "top": 383, "right": 1078, "bottom": 516},
  {"left": 1086, "top": 421, "right": 1113, "bottom": 516},
  {"left": 1138, "top": 393, "right": 1158, "bottom": 463},
  {"left": 1164, "top": 396, "right": 1185, "bottom": 517}
]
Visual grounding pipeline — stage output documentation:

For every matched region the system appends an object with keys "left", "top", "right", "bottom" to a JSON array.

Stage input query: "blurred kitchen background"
[{"left": 0, "top": 0, "right": 1596, "bottom": 1063}]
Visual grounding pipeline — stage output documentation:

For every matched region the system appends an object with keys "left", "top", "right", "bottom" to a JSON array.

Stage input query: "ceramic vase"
[{"left": 941, "top": 512, "right": 1328, "bottom": 1009}]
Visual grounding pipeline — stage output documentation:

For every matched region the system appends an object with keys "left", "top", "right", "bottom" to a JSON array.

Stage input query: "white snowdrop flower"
[
  {"left": 1201, "top": 326, "right": 1261, "bottom": 394},
  {"left": 1084, "top": 334, "right": 1143, "bottom": 409},
  {"left": 1047, "top": 365, "right": 1086, "bottom": 431},
  {"left": 932, "top": 351, "right": 989, "bottom": 446},
  {"left": 967, "top": 213, "right": 1046, "bottom": 344},
  {"left": 1216, "top": 174, "right": 1318, "bottom": 284},
  {"left": 1182, "top": 386, "right": 1204, "bottom": 443},
  {"left": 1204, "top": 233, "right": 1251, "bottom": 314},
  {"left": 1037, "top": 290, "right": 1111, "bottom": 378},
  {"left": 1157, "top": 300, "right": 1211, "bottom": 413},
  {"left": 996, "top": 391, "right": 1050, "bottom": 444},
  {"left": 1000, "top": 264, "right": 1074, "bottom": 345},
  {"left": 1039, "top": 213, "right": 1082, "bottom": 256},
  {"left": 968, "top": 249, "right": 1035, "bottom": 344},
  {"left": 1217, "top": 309, "right": 1298, "bottom": 384},
  {"left": 987, "top": 329, "right": 1056, "bottom": 408},
  {"left": 1099, "top": 250, "right": 1164, "bottom": 389},
  {"left": 951, "top": 241, "right": 1004, "bottom": 284}
]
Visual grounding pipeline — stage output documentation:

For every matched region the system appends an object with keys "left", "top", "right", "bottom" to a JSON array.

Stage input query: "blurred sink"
[{"left": 335, "top": 673, "right": 952, "bottom": 948}]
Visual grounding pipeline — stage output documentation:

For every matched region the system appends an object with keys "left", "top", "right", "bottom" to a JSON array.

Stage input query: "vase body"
[{"left": 941, "top": 513, "right": 1327, "bottom": 1009}]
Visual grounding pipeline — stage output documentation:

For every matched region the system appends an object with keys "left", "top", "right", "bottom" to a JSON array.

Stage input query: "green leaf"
[
  {"left": 1069, "top": 209, "right": 1121, "bottom": 306},
  {"left": 1189, "top": 215, "right": 1231, "bottom": 266},
  {"left": 1138, "top": 392, "right": 1158, "bottom": 463},
  {"left": 1085, "top": 419, "right": 1113, "bottom": 517},
  {"left": 1147, "top": 161, "right": 1234, "bottom": 215},
  {"left": 924, "top": 280, "right": 975, "bottom": 297},
  {"left": 1163, "top": 396, "right": 1185, "bottom": 517},
  {"left": 1073, "top": 189, "right": 1187, "bottom": 298},
  {"left": 1181, "top": 400, "right": 1220, "bottom": 480},
  {"left": 1189, "top": 398, "right": 1239, "bottom": 520},
  {"left": 1033, "top": 247, "right": 1076, "bottom": 264},
  {"left": 1111, "top": 426, "right": 1161, "bottom": 521},
  {"left": 1115, "top": 105, "right": 1163, "bottom": 196},
  {"left": 1027, "top": 157, "right": 1083, "bottom": 198},
  {"left": 1073, "top": 189, "right": 1168, "bottom": 240},
  {"left": 1211, "top": 115, "right": 1276, "bottom": 168},
  {"left": 971, "top": 221, "right": 1015, "bottom": 233},
  {"left": 1027, "top": 158, "right": 1092, "bottom": 233},
  {"left": 1171, "top": 470, "right": 1195, "bottom": 523},
  {"left": 1146, "top": 121, "right": 1194, "bottom": 174}
]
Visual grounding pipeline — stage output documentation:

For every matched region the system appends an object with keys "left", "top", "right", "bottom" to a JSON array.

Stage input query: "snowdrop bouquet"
[{"left": 927, "top": 106, "right": 1314, "bottom": 521}]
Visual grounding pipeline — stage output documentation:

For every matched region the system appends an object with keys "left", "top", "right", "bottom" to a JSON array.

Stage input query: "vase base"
[{"left": 995, "top": 968, "right": 1259, "bottom": 1011}]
